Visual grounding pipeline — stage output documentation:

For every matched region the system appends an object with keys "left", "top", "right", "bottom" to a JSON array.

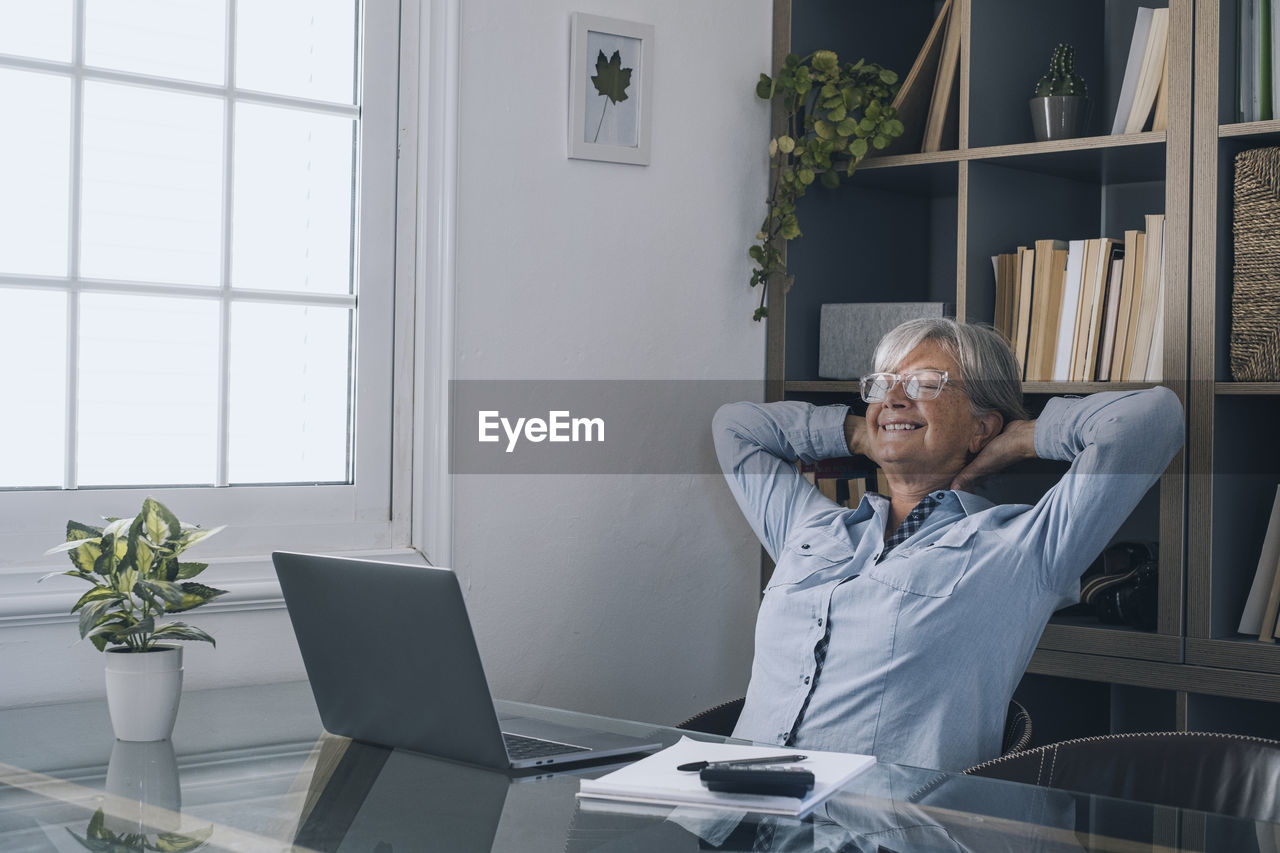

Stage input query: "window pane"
[
  {"left": 0, "top": 1, "right": 73, "bottom": 61},
  {"left": 84, "top": 0, "right": 227, "bottom": 85},
  {"left": 236, "top": 0, "right": 357, "bottom": 104},
  {"left": 0, "top": 289, "right": 66, "bottom": 487},
  {"left": 80, "top": 81, "right": 224, "bottom": 286},
  {"left": 231, "top": 104, "right": 354, "bottom": 294},
  {"left": 228, "top": 302, "right": 350, "bottom": 483},
  {"left": 78, "top": 293, "right": 219, "bottom": 486},
  {"left": 0, "top": 70, "right": 71, "bottom": 278}
]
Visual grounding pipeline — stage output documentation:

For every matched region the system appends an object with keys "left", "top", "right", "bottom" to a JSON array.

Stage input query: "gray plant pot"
[{"left": 1029, "top": 96, "right": 1090, "bottom": 142}]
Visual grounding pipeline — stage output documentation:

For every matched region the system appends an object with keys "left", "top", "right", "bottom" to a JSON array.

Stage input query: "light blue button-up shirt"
[{"left": 712, "top": 388, "right": 1183, "bottom": 772}]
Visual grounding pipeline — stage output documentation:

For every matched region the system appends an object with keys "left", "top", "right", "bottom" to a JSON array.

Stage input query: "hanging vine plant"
[{"left": 749, "top": 50, "right": 904, "bottom": 320}]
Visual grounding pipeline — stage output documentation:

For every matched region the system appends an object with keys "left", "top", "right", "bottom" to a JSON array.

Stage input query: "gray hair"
[{"left": 872, "top": 318, "right": 1029, "bottom": 423}]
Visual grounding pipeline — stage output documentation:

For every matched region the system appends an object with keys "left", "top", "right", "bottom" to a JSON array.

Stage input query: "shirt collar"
[{"left": 858, "top": 488, "right": 994, "bottom": 519}]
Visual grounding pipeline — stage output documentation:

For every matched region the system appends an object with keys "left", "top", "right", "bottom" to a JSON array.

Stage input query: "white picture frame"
[{"left": 568, "top": 13, "right": 653, "bottom": 165}]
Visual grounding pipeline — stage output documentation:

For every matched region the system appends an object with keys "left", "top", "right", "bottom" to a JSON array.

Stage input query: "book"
[
  {"left": 1143, "top": 238, "right": 1167, "bottom": 380},
  {"left": 1113, "top": 7, "right": 1156, "bottom": 134},
  {"left": 1121, "top": 231, "right": 1148, "bottom": 379},
  {"left": 881, "top": 0, "right": 953, "bottom": 155},
  {"left": 1069, "top": 239, "right": 1102, "bottom": 381},
  {"left": 1014, "top": 246, "right": 1035, "bottom": 377},
  {"left": 1262, "top": 549, "right": 1280, "bottom": 642},
  {"left": 1111, "top": 229, "right": 1144, "bottom": 380},
  {"left": 1096, "top": 253, "right": 1126, "bottom": 380},
  {"left": 1124, "top": 8, "right": 1171, "bottom": 134},
  {"left": 922, "top": 1, "right": 962, "bottom": 153},
  {"left": 1028, "top": 240, "right": 1068, "bottom": 381},
  {"left": 1080, "top": 239, "right": 1119, "bottom": 381},
  {"left": 1127, "top": 214, "right": 1165, "bottom": 380},
  {"left": 1052, "top": 240, "right": 1087, "bottom": 382},
  {"left": 577, "top": 736, "right": 876, "bottom": 818},
  {"left": 1151, "top": 30, "right": 1171, "bottom": 132}
]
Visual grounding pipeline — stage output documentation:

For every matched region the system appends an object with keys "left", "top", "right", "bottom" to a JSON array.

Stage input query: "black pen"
[{"left": 677, "top": 754, "right": 807, "bottom": 772}]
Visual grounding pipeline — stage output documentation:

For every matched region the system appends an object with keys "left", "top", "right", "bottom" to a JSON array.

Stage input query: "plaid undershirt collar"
[{"left": 877, "top": 492, "right": 943, "bottom": 563}]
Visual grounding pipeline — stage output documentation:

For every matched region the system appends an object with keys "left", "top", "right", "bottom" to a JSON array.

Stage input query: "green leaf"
[
  {"left": 836, "top": 118, "right": 857, "bottom": 137},
  {"left": 872, "top": 134, "right": 889, "bottom": 149},
  {"left": 779, "top": 216, "right": 801, "bottom": 240},
  {"left": 590, "top": 49, "right": 632, "bottom": 105},
  {"left": 748, "top": 245, "right": 764, "bottom": 261},
  {"left": 117, "top": 616, "right": 155, "bottom": 639},
  {"left": 84, "top": 617, "right": 131, "bottom": 646},
  {"left": 798, "top": 168, "right": 815, "bottom": 185},
  {"left": 884, "top": 118, "right": 904, "bottom": 136},
  {"left": 169, "top": 582, "right": 229, "bottom": 613},
  {"left": 39, "top": 569, "right": 96, "bottom": 584},
  {"left": 826, "top": 104, "right": 847, "bottom": 122},
  {"left": 849, "top": 137, "right": 868, "bottom": 158},
  {"left": 138, "top": 579, "right": 186, "bottom": 607},
  {"left": 142, "top": 498, "right": 181, "bottom": 546},
  {"left": 820, "top": 169, "right": 840, "bottom": 189},
  {"left": 172, "top": 525, "right": 225, "bottom": 555},
  {"left": 68, "top": 520, "right": 104, "bottom": 541},
  {"left": 811, "top": 50, "right": 838, "bottom": 73},
  {"left": 879, "top": 68, "right": 898, "bottom": 84},
  {"left": 813, "top": 120, "right": 834, "bottom": 140},
  {"left": 152, "top": 622, "right": 216, "bottom": 647},
  {"left": 155, "top": 825, "right": 213, "bottom": 852},
  {"left": 71, "top": 586, "right": 118, "bottom": 614},
  {"left": 755, "top": 73, "right": 774, "bottom": 100},
  {"left": 777, "top": 135, "right": 795, "bottom": 154},
  {"left": 78, "top": 598, "right": 119, "bottom": 640}
]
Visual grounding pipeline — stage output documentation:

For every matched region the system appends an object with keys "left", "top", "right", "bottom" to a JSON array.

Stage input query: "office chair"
[
  {"left": 963, "top": 731, "right": 1280, "bottom": 822},
  {"left": 677, "top": 698, "right": 1033, "bottom": 757}
]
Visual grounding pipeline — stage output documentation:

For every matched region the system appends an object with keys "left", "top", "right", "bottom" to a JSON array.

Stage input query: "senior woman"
[{"left": 712, "top": 318, "right": 1183, "bottom": 771}]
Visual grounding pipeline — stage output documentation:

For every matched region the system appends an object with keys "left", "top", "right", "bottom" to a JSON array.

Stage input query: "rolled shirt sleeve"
[{"left": 712, "top": 401, "right": 853, "bottom": 562}]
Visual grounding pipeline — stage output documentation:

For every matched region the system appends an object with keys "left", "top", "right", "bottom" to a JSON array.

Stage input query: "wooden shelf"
[
  {"left": 1214, "top": 382, "right": 1280, "bottom": 396},
  {"left": 1219, "top": 118, "right": 1280, "bottom": 138}
]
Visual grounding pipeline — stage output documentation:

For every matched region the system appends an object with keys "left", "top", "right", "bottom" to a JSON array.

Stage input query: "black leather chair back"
[{"left": 964, "top": 731, "right": 1280, "bottom": 822}]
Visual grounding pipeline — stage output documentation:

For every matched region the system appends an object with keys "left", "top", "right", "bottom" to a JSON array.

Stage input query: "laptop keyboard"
[{"left": 502, "top": 731, "right": 590, "bottom": 761}]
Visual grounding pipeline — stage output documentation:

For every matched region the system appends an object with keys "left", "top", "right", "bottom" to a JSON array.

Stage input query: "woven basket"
[{"left": 1232, "top": 147, "right": 1280, "bottom": 382}]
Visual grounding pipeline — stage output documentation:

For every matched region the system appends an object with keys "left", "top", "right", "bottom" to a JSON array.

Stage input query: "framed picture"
[{"left": 568, "top": 13, "right": 653, "bottom": 165}]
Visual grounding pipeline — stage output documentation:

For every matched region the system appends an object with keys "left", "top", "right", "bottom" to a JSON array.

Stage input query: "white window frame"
[{"left": 0, "top": 2, "right": 420, "bottom": 600}]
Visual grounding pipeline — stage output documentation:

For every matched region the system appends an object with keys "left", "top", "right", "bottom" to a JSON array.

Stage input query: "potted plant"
[
  {"left": 42, "top": 497, "right": 227, "bottom": 742},
  {"left": 748, "top": 49, "right": 904, "bottom": 320},
  {"left": 1029, "top": 43, "right": 1090, "bottom": 141}
]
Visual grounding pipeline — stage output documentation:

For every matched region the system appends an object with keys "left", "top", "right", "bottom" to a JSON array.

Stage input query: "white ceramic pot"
[
  {"left": 104, "top": 739, "right": 181, "bottom": 834},
  {"left": 104, "top": 645, "right": 183, "bottom": 742}
]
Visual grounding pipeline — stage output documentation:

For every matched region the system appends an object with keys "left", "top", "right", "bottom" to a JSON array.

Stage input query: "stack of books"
[
  {"left": 1112, "top": 6, "right": 1171, "bottom": 134},
  {"left": 1238, "top": 0, "right": 1279, "bottom": 122},
  {"left": 878, "top": 0, "right": 961, "bottom": 154},
  {"left": 992, "top": 214, "right": 1165, "bottom": 383}
]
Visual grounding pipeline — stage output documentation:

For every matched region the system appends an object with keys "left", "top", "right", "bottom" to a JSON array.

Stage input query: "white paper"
[
  {"left": 1239, "top": 486, "right": 1280, "bottom": 634},
  {"left": 577, "top": 735, "right": 875, "bottom": 817}
]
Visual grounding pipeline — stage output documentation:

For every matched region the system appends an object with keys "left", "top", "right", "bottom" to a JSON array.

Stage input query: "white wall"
[{"left": 449, "top": 0, "right": 771, "bottom": 724}]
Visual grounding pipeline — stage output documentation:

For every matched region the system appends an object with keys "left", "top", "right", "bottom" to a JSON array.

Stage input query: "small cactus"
[{"left": 1034, "top": 43, "right": 1087, "bottom": 97}]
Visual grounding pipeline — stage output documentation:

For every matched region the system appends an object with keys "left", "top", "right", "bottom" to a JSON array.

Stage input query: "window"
[{"left": 0, "top": 1, "right": 404, "bottom": 559}]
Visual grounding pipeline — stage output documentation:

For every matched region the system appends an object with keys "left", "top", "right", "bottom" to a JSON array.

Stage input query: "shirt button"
[
  {"left": 803, "top": 676, "right": 811, "bottom": 685},
  {"left": 817, "top": 618, "right": 823, "bottom": 627},
  {"left": 801, "top": 544, "right": 810, "bottom": 550}
]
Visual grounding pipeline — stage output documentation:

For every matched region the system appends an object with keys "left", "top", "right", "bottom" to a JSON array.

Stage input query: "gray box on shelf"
[{"left": 818, "top": 303, "right": 955, "bottom": 380}]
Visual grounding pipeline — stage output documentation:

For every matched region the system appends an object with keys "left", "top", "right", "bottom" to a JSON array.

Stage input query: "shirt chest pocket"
[
  {"left": 765, "top": 533, "right": 856, "bottom": 590},
  {"left": 861, "top": 526, "right": 978, "bottom": 598}
]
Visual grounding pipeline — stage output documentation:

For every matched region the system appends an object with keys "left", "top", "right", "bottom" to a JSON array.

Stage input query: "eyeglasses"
[{"left": 859, "top": 370, "right": 950, "bottom": 403}]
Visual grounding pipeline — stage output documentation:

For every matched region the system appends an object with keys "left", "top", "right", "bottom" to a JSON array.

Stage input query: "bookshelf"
[
  {"left": 1186, "top": 0, "right": 1280, "bottom": 727},
  {"left": 767, "top": 0, "right": 1203, "bottom": 741}
]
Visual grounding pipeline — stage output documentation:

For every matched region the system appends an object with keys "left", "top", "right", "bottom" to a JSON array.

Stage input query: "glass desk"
[{"left": 0, "top": 681, "right": 1270, "bottom": 852}]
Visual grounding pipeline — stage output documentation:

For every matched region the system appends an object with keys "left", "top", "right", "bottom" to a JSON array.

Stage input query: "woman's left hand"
[{"left": 950, "top": 419, "right": 1038, "bottom": 492}]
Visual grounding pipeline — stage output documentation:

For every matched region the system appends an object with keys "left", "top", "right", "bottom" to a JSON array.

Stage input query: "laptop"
[{"left": 273, "top": 552, "right": 663, "bottom": 770}]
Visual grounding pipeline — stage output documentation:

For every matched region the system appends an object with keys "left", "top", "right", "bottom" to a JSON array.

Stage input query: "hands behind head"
[{"left": 949, "top": 419, "right": 1038, "bottom": 493}]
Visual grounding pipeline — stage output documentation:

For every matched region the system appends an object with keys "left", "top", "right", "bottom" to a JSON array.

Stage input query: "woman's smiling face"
[{"left": 864, "top": 339, "right": 997, "bottom": 481}]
